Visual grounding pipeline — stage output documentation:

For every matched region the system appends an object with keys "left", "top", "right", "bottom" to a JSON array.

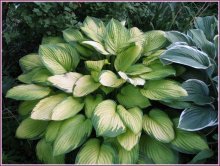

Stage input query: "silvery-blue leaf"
[
  {"left": 178, "top": 105, "right": 218, "bottom": 131},
  {"left": 160, "top": 45, "right": 211, "bottom": 70}
]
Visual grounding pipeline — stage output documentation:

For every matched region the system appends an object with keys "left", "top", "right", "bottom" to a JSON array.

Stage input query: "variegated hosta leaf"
[
  {"left": 31, "top": 68, "right": 52, "bottom": 84},
  {"left": 129, "top": 27, "right": 145, "bottom": 45},
  {"left": 36, "top": 139, "right": 65, "bottom": 164},
  {"left": 18, "top": 100, "right": 39, "bottom": 116},
  {"left": 118, "top": 144, "right": 139, "bottom": 164},
  {"left": 41, "top": 36, "right": 65, "bottom": 45},
  {"left": 84, "top": 94, "right": 103, "bottom": 118},
  {"left": 91, "top": 71, "right": 100, "bottom": 82},
  {"left": 140, "top": 135, "right": 178, "bottom": 164},
  {"left": 114, "top": 44, "right": 142, "bottom": 72},
  {"left": 39, "top": 44, "right": 77, "bottom": 75},
  {"left": 52, "top": 96, "right": 84, "bottom": 121},
  {"left": 92, "top": 100, "right": 126, "bottom": 137},
  {"left": 19, "top": 53, "right": 44, "bottom": 72},
  {"left": 53, "top": 115, "right": 92, "bottom": 155},
  {"left": 140, "top": 61, "right": 176, "bottom": 80},
  {"left": 143, "top": 109, "right": 175, "bottom": 143},
  {"left": 118, "top": 71, "right": 145, "bottom": 86},
  {"left": 171, "top": 119, "right": 209, "bottom": 154},
  {"left": 16, "top": 118, "right": 48, "bottom": 139},
  {"left": 18, "top": 68, "right": 42, "bottom": 84},
  {"left": 143, "top": 30, "right": 167, "bottom": 53},
  {"left": 56, "top": 43, "right": 80, "bottom": 67},
  {"left": 76, "top": 138, "right": 116, "bottom": 164},
  {"left": 18, "top": 68, "right": 52, "bottom": 85},
  {"left": 48, "top": 72, "right": 82, "bottom": 93},
  {"left": 104, "top": 18, "right": 131, "bottom": 55},
  {"left": 160, "top": 45, "right": 211, "bottom": 70},
  {"left": 63, "top": 28, "right": 84, "bottom": 42},
  {"left": 187, "top": 29, "right": 215, "bottom": 59},
  {"left": 31, "top": 94, "right": 67, "bottom": 120},
  {"left": 81, "top": 16, "right": 105, "bottom": 43},
  {"left": 178, "top": 105, "right": 217, "bottom": 131},
  {"left": 165, "top": 31, "right": 195, "bottom": 46},
  {"left": 140, "top": 79, "right": 187, "bottom": 101},
  {"left": 99, "top": 70, "right": 125, "bottom": 88},
  {"left": 117, "top": 129, "right": 141, "bottom": 151},
  {"left": 73, "top": 75, "right": 101, "bottom": 97},
  {"left": 100, "top": 86, "right": 114, "bottom": 95},
  {"left": 85, "top": 59, "right": 109, "bottom": 72},
  {"left": 117, "top": 105, "right": 143, "bottom": 134},
  {"left": 45, "top": 121, "right": 62, "bottom": 142},
  {"left": 160, "top": 100, "right": 192, "bottom": 110},
  {"left": 180, "top": 79, "right": 213, "bottom": 105},
  {"left": 143, "top": 49, "right": 165, "bottom": 64},
  {"left": 6, "top": 84, "right": 51, "bottom": 101},
  {"left": 117, "top": 84, "right": 151, "bottom": 109},
  {"left": 82, "top": 41, "right": 110, "bottom": 55},
  {"left": 125, "top": 64, "right": 152, "bottom": 76},
  {"left": 73, "top": 42, "right": 94, "bottom": 58}
]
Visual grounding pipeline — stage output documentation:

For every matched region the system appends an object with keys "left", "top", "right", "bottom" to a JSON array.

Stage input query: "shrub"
[{"left": 6, "top": 16, "right": 218, "bottom": 164}]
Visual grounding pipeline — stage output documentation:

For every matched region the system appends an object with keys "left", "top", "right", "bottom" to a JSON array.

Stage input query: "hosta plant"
[{"left": 6, "top": 16, "right": 218, "bottom": 164}]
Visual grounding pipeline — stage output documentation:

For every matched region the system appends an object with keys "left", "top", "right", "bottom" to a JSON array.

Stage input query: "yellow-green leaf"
[
  {"left": 99, "top": 70, "right": 125, "bottom": 88},
  {"left": 73, "top": 75, "right": 100, "bottom": 97},
  {"left": 52, "top": 96, "right": 84, "bottom": 120},
  {"left": 18, "top": 100, "right": 39, "bottom": 116},
  {"left": 117, "top": 129, "right": 141, "bottom": 151},
  {"left": 19, "top": 53, "right": 44, "bottom": 72},
  {"left": 140, "top": 61, "right": 176, "bottom": 80},
  {"left": 140, "top": 135, "right": 178, "bottom": 164},
  {"left": 104, "top": 18, "right": 131, "bottom": 54},
  {"left": 76, "top": 138, "right": 116, "bottom": 164},
  {"left": 63, "top": 28, "right": 84, "bottom": 42},
  {"left": 117, "top": 106, "right": 143, "bottom": 134},
  {"left": 6, "top": 84, "right": 51, "bottom": 101},
  {"left": 92, "top": 100, "right": 126, "bottom": 137},
  {"left": 45, "top": 121, "right": 62, "bottom": 142},
  {"left": 81, "top": 16, "right": 106, "bottom": 43},
  {"left": 48, "top": 72, "right": 82, "bottom": 93},
  {"left": 31, "top": 94, "right": 67, "bottom": 120},
  {"left": 171, "top": 118, "right": 209, "bottom": 154},
  {"left": 84, "top": 94, "right": 103, "bottom": 118},
  {"left": 53, "top": 115, "right": 92, "bottom": 155},
  {"left": 140, "top": 79, "right": 187, "bottom": 101},
  {"left": 143, "top": 30, "right": 167, "bottom": 53},
  {"left": 85, "top": 59, "right": 109, "bottom": 71},
  {"left": 114, "top": 44, "right": 142, "bottom": 72},
  {"left": 16, "top": 118, "right": 48, "bottom": 139},
  {"left": 117, "top": 84, "right": 151, "bottom": 109},
  {"left": 39, "top": 44, "right": 76, "bottom": 75},
  {"left": 143, "top": 109, "right": 175, "bottom": 143},
  {"left": 36, "top": 139, "right": 65, "bottom": 164}
]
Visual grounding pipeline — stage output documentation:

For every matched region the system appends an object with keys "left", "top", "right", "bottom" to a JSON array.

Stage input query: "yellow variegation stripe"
[
  {"left": 52, "top": 96, "right": 84, "bottom": 120},
  {"left": 53, "top": 115, "right": 92, "bottom": 156},
  {"left": 73, "top": 75, "right": 101, "bottom": 97},
  {"left": 143, "top": 109, "right": 175, "bottom": 143},
  {"left": 76, "top": 138, "right": 116, "bottom": 164},
  {"left": 117, "top": 129, "right": 141, "bottom": 151},
  {"left": 117, "top": 106, "right": 143, "bottom": 134},
  {"left": 31, "top": 94, "right": 67, "bottom": 120},
  {"left": 92, "top": 100, "right": 126, "bottom": 137}
]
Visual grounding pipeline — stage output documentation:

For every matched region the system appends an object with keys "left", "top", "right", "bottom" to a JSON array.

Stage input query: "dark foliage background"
[{"left": 2, "top": 2, "right": 218, "bottom": 164}]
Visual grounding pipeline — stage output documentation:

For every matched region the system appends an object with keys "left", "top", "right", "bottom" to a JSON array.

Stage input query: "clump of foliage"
[{"left": 6, "top": 15, "right": 218, "bottom": 164}]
